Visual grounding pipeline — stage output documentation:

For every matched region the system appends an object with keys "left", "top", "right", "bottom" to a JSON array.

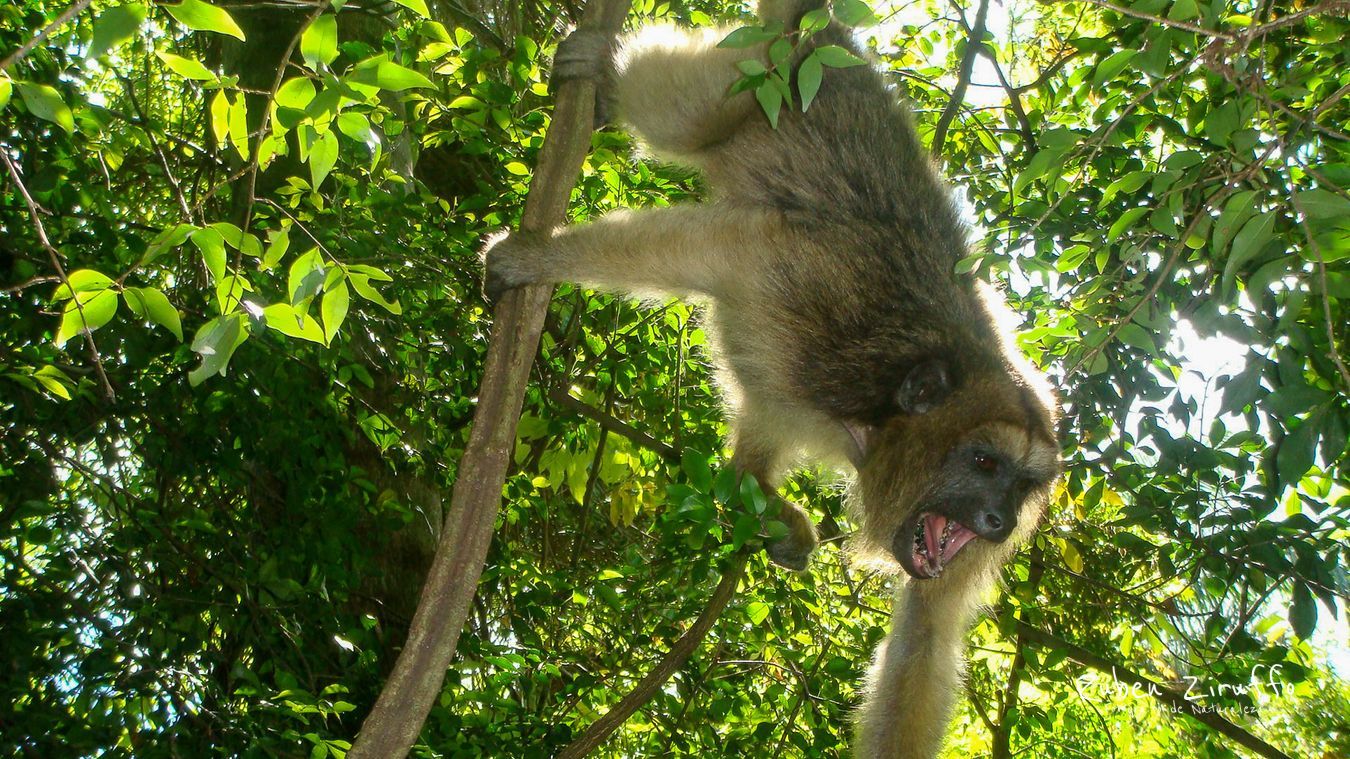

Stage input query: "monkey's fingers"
[{"left": 765, "top": 500, "right": 818, "bottom": 572}]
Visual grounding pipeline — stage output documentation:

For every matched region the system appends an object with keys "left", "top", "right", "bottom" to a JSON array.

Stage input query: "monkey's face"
[{"left": 853, "top": 413, "right": 1060, "bottom": 581}]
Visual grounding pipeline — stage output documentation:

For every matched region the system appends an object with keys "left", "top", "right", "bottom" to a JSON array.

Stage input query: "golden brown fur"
[{"left": 481, "top": 2, "right": 1062, "bottom": 756}]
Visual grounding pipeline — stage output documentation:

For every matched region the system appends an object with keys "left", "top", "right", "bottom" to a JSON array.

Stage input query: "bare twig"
[
  {"left": 1, "top": 151, "right": 116, "bottom": 401},
  {"left": 345, "top": 0, "right": 630, "bottom": 755},
  {"left": 0, "top": 0, "right": 94, "bottom": 71},
  {"left": 556, "top": 552, "right": 749, "bottom": 759}
]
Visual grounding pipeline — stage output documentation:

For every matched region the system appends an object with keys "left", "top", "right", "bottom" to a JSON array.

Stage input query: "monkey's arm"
[
  {"left": 483, "top": 204, "right": 779, "bottom": 302},
  {"left": 856, "top": 575, "right": 991, "bottom": 758}
]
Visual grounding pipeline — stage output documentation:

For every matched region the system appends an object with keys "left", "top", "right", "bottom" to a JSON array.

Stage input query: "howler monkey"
[{"left": 483, "top": 1, "right": 1062, "bottom": 755}]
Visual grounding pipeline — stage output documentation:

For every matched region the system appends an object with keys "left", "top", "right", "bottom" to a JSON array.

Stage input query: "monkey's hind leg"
[{"left": 611, "top": 25, "right": 761, "bottom": 163}]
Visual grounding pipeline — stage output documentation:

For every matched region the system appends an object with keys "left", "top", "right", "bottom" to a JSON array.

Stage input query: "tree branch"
[
  {"left": 555, "top": 552, "right": 749, "bottom": 759},
  {"left": 931, "top": 0, "right": 990, "bottom": 157},
  {"left": 0, "top": 0, "right": 93, "bottom": 71},
  {"left": 346, "top": 0, "right": 630, "bottom": 755},
  {"left": 1015, "top": 622, "right": 1293, "bottom": 759},
  {"left": 548, "top": 386, "right": 680, "bottom": 461}
]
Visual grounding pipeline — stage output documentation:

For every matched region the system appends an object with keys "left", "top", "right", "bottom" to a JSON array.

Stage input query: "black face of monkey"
[{"left": 892, "top": 441, "right": 1051, "bottom": 580}]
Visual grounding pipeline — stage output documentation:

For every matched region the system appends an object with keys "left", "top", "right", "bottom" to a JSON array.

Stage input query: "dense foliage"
[{"left": 1, "top": 0, "right": 1346, "bottom": 756}]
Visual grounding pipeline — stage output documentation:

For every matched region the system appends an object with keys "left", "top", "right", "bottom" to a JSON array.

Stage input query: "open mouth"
[{"left": 897, "top": 512, "right": 978, "bottom": 579}]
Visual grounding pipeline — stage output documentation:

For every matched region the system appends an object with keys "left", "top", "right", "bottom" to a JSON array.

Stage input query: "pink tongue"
[{"left": 941, "top": 523, "right": 977, "bottom": 563}]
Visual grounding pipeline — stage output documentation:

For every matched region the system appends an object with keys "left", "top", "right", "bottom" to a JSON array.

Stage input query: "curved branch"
[
  {"left": 346, "top": 0, "right": 630, "bottom": 755},
  {"left": 555, "top": 552, "right": 749, "bottom": 759}
]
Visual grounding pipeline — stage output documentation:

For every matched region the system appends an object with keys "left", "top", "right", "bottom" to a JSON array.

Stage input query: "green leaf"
[
  {"left": 800, "top": 8, "right": 831, "bottom": 32},
  {"left": 387, "top": 0, "right": 430, "bottom": 18},
  {"left": 755, "top": 81, "right": 782, "bottom": 129},
  {"left": 745, "top": 601, "right": 771, "bottom": 625},
  {"left": 263, "top": 303, "right": 326, "bottom": 344},
  {"left": 1290, "top": 581, "right": 1317, "bottom": 639},
  {"left": 288, "top": 249, "right": 326, "bottom": 303},
  {"left": 348, "top": 56, "right": 433, "bottom": 91},
  {"left": 301, "top": 14, "right": 339, "bottom": 68},
  {"left": 833, "top": 0, "right": 876, "bottom": 26},
  {"left": 0, "top": 77, "right": 10, "bottom": 111},
  {"left": 89, "top": 4, "right": 147, "bottom": 58},
  {"left": 215, "top": 273, "right": 251, "bottom": 313},
  {"left": 1222, "top": 211, "right": 1276, "bottom": 295},
  {"left": 681, "top": 450, "right": 714, "bottom": 493},
  {"left": 275, "top": 77, "right": 316, "bottom": 110},
  {"left": 718, "top": 25, "right": 778, "bottom": 49},
  {"left": 347, "top": 267, "right": 400, "bottom": 314},
  {"left": 52, "top": 269, "right": 114, "bottom": 301},
  {"left": 191, "top": 227, "right": 227, "bottom": 283},
  {"left": 731, "top": 514, "right": 759, "bottom": 549},
  {"left": 165, "top": 0, "right": 245, "bottom": 40},
  {"left": 1277, "top": 415, "right": 1319, "bottom": 491},
  {"left": 814, "top": 45, "right": 865, "bottom": 68},
  {"left": 309, "top": 129, "right": 338, "bottom": 187},
  {"left": 1107, "top": 207, "right": 1150, "bottom": 243},
  {"left": 262, "top": 226, "right": 291, "bottom": 270},
  {"left": 55, "top": 289, "right": 119, "bottom": 347},
  {"left": 16, "top": 82, "right": 74, "bottom": 133},
  {"left": 739, "top": 473, "right": 768, "bottom": 515},
  {"left": 122, "top": 286, "right": 183, "bottom": 340},
  {"left": 33, "top": 365, "right": 74, "bottom": 400},
  {"left": 188, "top": 313, "right": 247, "bottom": 385},
  {"left": 337, "top": 111, "right": 374, "bottom": 145},
  {"left": 210, "top": 90, "right": 230, "bottom": 145},
  {"left": 798, "top": 53, "right": 823, "bottom": 112},
  {"left": 1294, "top": 189, "right": 1350, "bottom": 220},
  {"left": 1092, "top": 50, "right": 1137, "bottom": 87},
  {"left": 228, "top": 93, "right": 248, "bottom": 161},
  {"left": 320, "top": 282, "right": 349, "bottom": 342},
  {"left": 1117, "top": 323, "right": 1156, "bottom": 354},
  {"left": 1212, "top": 190, "right": 1257, "bottom": 253},
  {"left": 157, "top": 51, "right": 217, "bottom": 81}
]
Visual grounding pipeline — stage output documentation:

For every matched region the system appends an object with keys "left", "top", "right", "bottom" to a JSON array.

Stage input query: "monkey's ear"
[
  {"left": 896, "top": 360, "right": 953, "bottom": 415},
  {"left": 843, "top": 421, "right": 873, "bottom": 468}
]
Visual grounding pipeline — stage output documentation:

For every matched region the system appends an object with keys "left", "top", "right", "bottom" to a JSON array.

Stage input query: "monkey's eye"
[{"left": 973, "top": 452, "right": 999, "bottom": 473}]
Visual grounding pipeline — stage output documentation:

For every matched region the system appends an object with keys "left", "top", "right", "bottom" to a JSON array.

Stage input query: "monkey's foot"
[
  {"left": 765, "top": 500, "right": 818, "bottom": 572},
  {"left": 552, "top": 29, "right": 615, "bottom": 126}
]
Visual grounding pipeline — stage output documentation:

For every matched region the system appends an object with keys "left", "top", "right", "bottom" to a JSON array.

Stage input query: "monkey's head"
[{"left": 846, "top": 358, "right": 1061, "bottom": 582}]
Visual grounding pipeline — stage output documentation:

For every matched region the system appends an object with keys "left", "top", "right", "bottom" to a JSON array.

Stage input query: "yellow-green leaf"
[
  {"left": 157, "top": 51, "right": 217, "bottom": 81},
  {"left": 321, "top": 281, "right": 350, "bottom": 342},
  {"left": 16, "top": 82, "right": 74, "bottom": 133},
  {"left": 55, "top": 289, "right": 119, "bottom": 347},
  {"left": 301, "top": 14, "right": 339, "bottom": 68},
  {"left": 263, "top": 303, "right": 326, "bottom": 343},
  {"left": 123, "top": 286, "right": 183, "bottom": 341},
  {"left": 165, "top": 0, "right": 245, "bottom": 40}
]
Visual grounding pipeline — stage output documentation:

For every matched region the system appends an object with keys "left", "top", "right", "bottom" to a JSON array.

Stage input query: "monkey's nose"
[{"left": 971, "top": 506, "right": 1015, "bottom": 543}]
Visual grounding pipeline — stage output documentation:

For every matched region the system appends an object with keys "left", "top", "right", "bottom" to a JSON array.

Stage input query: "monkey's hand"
[
  {"left": 481, "top": 230, "right": 543, "bottom": 306},
  {"left": 552, "top": 29, "right": 616, "bottom": 126},
  {"left": 765, "top": 499, "right": 818, "bottom": 572}
]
